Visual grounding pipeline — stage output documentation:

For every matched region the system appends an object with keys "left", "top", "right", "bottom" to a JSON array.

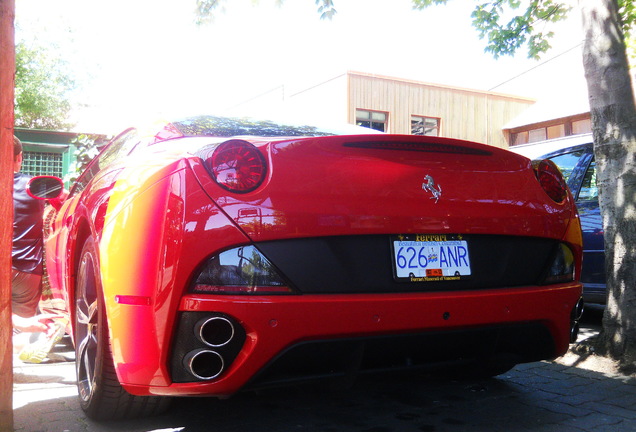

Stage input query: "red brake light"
[
  {"left": 533, "top": 159, "right": 568, "bottom": 203},
  {"left": 205, "top": 140, "right": 267, "bottom": 193}
]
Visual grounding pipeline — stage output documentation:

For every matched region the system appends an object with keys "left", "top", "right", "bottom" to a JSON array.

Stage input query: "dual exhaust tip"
[{"left": 184, "top": 316, "right": 235, "bottom": 380}]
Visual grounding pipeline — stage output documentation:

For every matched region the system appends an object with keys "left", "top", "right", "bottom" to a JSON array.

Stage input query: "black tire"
[{"left": 74, "top": 236, "right": 171, "bottom": 420}]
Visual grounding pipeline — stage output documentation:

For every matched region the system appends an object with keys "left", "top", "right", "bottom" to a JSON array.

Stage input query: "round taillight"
[
  {"left": 533, "top": 159, "right": 568, "bottom": 203},
  {"left": 206, "top": 140, "right": 267, "bottom": 193}
]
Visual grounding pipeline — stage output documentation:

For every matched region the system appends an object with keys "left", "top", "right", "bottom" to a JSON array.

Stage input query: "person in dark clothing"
[
  {"left": 12, "top": 136, "right": 45, "bottom": 317},
  {"left": 12, "top": 136, "right": 64, "bottom": 361}
]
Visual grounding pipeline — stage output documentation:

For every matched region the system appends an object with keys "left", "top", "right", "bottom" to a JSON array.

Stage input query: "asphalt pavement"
[{"left": 12, "top": 309, "right": 636, "bottom": 432}]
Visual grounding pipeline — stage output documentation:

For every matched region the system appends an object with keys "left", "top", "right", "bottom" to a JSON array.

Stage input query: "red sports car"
[{"left": 43, "top": 115, "right": 583, "bottom": 420}]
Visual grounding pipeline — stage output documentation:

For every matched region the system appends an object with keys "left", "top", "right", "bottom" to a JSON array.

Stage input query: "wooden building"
[
  {"left": 502, "top": 92, "right": 592, "bottom": 148},
  {"left": 280, "top": 71, "right": 536, "bottom": 149}
]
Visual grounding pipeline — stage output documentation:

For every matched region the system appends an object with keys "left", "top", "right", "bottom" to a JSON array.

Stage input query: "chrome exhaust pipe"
[
  {"left": 184, "top": 349, "right": 225, "bottom": 380},
  {"left": 196, "top": 316, "right": 235, "bottom": 347}
]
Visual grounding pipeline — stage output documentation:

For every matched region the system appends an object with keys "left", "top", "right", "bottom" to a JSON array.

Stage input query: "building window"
[
  {"left": 509, "top": 114, "right": 592, "bottom": 147},
  {"left": 22, "top": 151, "right": 63, "bottom": 177},
  {"left": 572, "top": 118, "right": 591, "bottom": 135},
  {"left": 547, "top": 124, "right": 566, "bottom": 140},
  {"left": 411, "top": 115, "right": 440, "bottom": 136},
  {"left": 511, "top": 131, "right": 529, "bottom": 146},
  {"left": 356, "top": 109, "right": 387, "bottom": 132},
  {"left": 528, "top": 128, "right": 547, "bottom": 143}
]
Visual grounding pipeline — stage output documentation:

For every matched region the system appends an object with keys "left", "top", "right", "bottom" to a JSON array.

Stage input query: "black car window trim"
[
  {"left": 577, "top": 157, "right": 598, "bottom": 202},
  {"left": 542, "top": 143, "right": 593, "bottom": 201},
  {"left": 69, "top": 128, "right": 139, "bottom": 197},
  {"left": 567, "top": 151, "right": 594, "bottom": 201}
]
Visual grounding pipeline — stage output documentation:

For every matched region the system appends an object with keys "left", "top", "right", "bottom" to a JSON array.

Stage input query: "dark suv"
[{"left": 514, "top": 138, "right": 604, "bottom": 305}]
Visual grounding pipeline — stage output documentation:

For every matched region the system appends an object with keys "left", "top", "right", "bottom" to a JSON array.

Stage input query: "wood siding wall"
[{"left": 347, "top": 73, "right": 535, "bottom": 148}]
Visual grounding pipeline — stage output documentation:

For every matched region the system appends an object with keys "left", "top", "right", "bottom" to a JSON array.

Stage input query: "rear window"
[{"left": 172, "top": 116, "right": 337, "bottom": 138}]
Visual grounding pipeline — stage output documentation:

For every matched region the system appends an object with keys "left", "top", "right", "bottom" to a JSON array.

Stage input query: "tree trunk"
[
  {"left": 0, "top": 0, "right": 15, "bottom": 429},
  {"left": 581, "top": 0, "right": 636, "bottom": 372}
]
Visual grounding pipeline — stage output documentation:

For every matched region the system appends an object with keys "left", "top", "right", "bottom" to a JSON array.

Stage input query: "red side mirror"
[{"left": 27, "top": 176, "right": 66, "bottom": 210}]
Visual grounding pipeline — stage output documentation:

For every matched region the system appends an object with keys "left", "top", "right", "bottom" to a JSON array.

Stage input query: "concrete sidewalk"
[{"left": 12, "top": 326, "right": 636, "bottom": 432}]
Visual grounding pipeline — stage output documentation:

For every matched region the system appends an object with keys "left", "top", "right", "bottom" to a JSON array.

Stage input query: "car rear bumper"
[{"left": 121, "top": 282, "right": 581, "bottom": 396}]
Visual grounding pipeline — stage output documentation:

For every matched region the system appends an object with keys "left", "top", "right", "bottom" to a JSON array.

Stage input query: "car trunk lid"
[{"left": 192, "top": 134, "right": 574, "bottom": 243}]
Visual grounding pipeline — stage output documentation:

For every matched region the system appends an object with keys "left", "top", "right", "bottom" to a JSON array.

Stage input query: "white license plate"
[{"left": 392, "top": 234, "right": 471, "bottom": 282}]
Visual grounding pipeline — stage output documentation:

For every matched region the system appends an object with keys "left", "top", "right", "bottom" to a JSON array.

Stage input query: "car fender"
[{"left": 99, "top": 163, "right": 251, "bottom": 387}]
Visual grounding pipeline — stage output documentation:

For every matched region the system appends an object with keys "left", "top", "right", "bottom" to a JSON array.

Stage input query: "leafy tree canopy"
[
  {"left": 14, "top": 41, "right": 75, "bottom": 130},
  {"left": 195, "top": 0, "right": 337, "bottom": 25},
  {"left": 64, "top": 134, "right": 101, "bottom": 184},
  {"left": 196, "top": 0, "right": 635, "bottom": 63},
  {"left": 413, "top": 0, "right": 636, "bottom": 60}
]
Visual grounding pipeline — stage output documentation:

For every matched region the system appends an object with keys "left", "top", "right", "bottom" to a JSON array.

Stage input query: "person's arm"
[{"left": 12, "top": 313, "right": 62, "bottom": 333}]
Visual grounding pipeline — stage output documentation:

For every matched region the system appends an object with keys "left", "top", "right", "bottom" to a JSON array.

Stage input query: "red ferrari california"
[{"left": 43, "top": 115, "right": 583, "bottom": 420}]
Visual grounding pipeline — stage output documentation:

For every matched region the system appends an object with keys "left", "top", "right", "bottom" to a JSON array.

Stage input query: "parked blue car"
[{"left": 513, "top": 135, "right": 605, "bottom": 305}]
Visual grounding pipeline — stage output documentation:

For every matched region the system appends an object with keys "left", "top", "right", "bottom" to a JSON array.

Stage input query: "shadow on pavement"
[
  {"left": 14, "top": 361, "right": 636, "bottom": 432},
  {"left": 13, "top": 313, "right": 636, "bottom": 432}
]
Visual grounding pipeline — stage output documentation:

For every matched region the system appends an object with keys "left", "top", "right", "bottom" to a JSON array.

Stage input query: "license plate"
[{"left": 392, "top": 234, "right": 471, "bottom": 282}]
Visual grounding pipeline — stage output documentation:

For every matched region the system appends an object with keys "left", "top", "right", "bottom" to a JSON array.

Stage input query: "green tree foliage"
[
  {"left": 413, "top": 0, "right": 635, "bottom": 60},
  {"left": 196, "top": 0, "right": 633, "bottom": 62},
  {"left": 195, "top": 0, "right": 336, "bottom": 25},
  {"left": 14, "top": 41, "right": 75, "bottom": 130},
  {"left": 64, "top": 134, "right": 100, "bottom": 184}
]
